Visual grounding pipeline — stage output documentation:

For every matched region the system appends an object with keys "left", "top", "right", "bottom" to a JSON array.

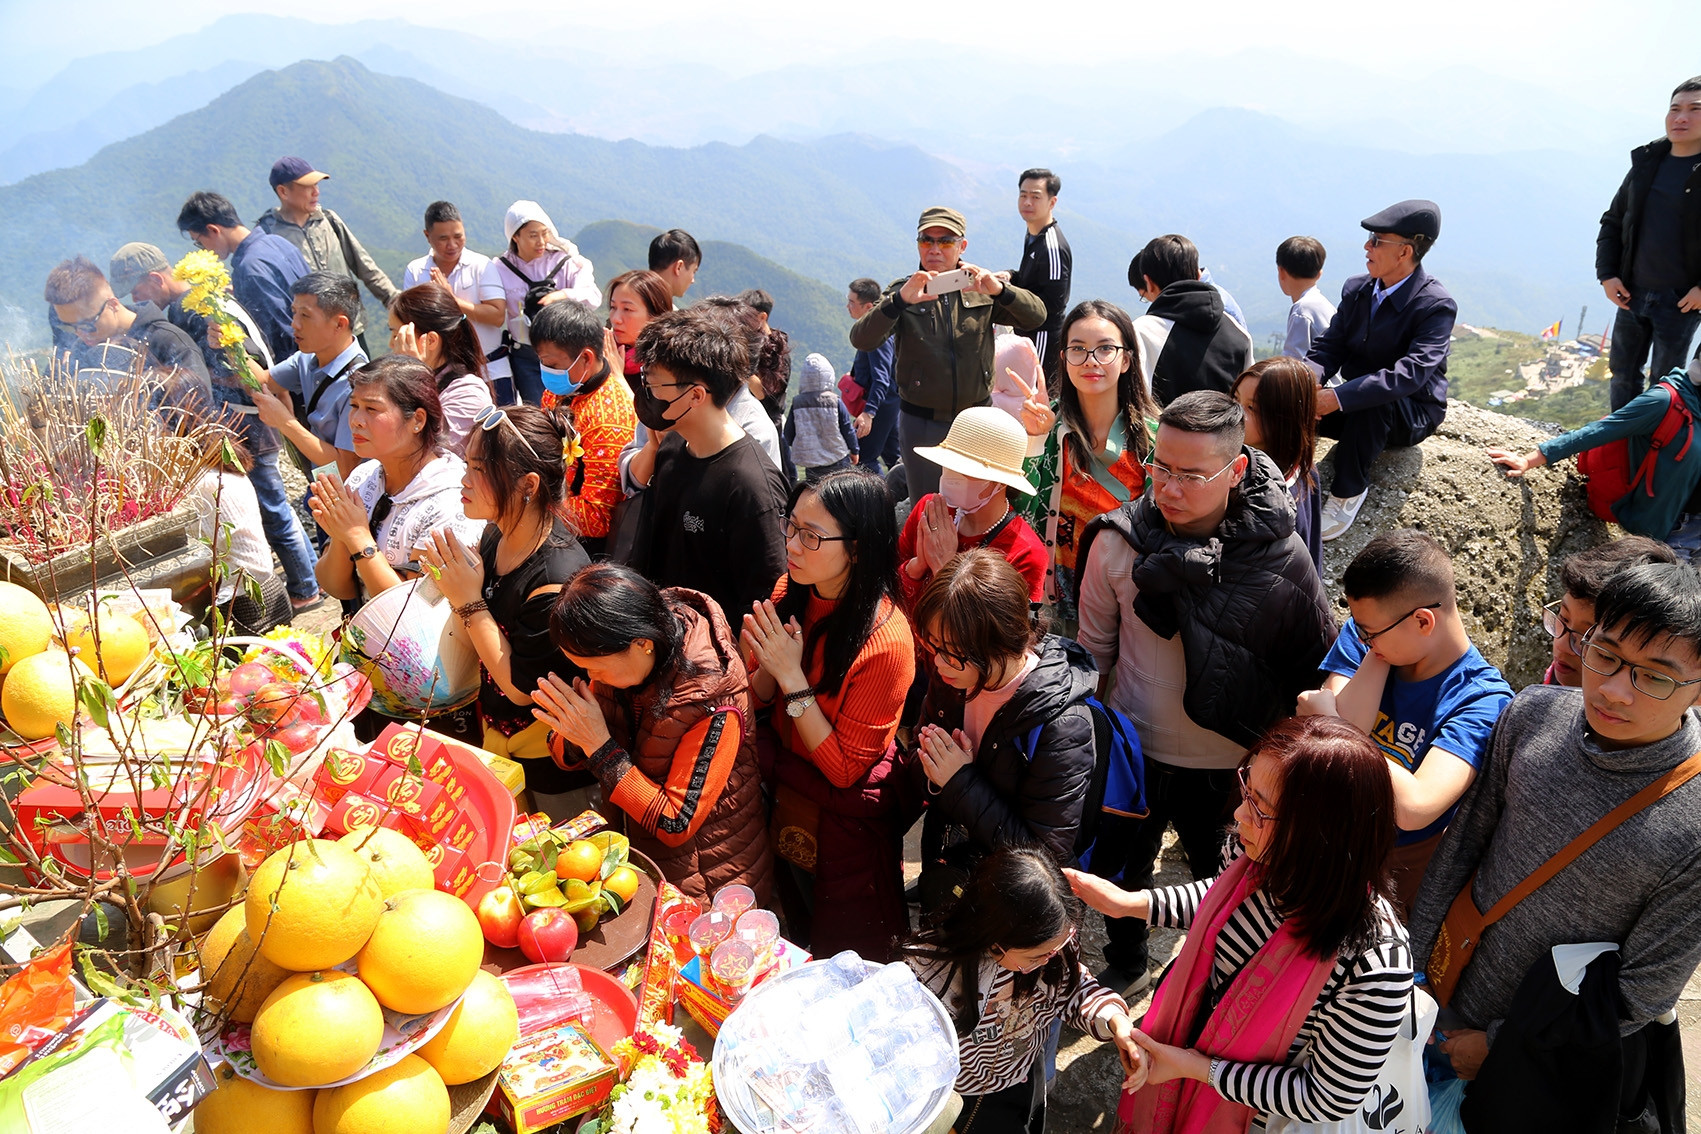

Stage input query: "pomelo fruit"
[
  {"left": 193, "top": 1061, "right": 315, "bottom": 1134},
  {"left": 199, "top": 905, "right": 290, "bottom": 1024},
  {"left": 312, "top": 1053, "right": 449, "bottom": 1134},
  {"left": 356, "top": 888, "right": 482, "bottom": 1014},
  {"left": 64, "top": 612, "right": 149, "bottom": 685},
  {"left": 250, "top": 970, "right": 383, "bottom": 1087},
  {"left": 337, "top": 826, "right": 435, "bottom": 899},
  {"left": 1, "top": 650, "right": 83, "bottom": 740},
  {"left": 0, "top": 582, "right": 52, "bottom": 675},
  {"left": 245, "top": 839, "right": 384, "bottom": 971},
  {"left": 415, "top": 969, "right": 519, "bottom": 1085}
]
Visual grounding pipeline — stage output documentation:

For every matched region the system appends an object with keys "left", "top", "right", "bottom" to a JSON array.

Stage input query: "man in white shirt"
[{"left": 402, "top": 201, "right": 510, "bottom": 397}]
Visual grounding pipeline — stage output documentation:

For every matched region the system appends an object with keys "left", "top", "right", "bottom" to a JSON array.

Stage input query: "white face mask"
[{"left": 939, "top": 470, "right": 1001, "bottom": 514}]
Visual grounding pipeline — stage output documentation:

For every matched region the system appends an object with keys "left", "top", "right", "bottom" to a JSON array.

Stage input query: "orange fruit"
[
  {"left": 245, "top": 839, "right": 384, "bottom": 971},
  {"left": 193, "top": 1062, "right": 315, "bottom": 1134},
  {"left": 554, "top": 840, "right": 603, "bottom": 884},
  {"left": 250, "top": 970, "right": 383, "bottom": 1086},
  {"left": 199, "top": 906, "right": 290, "bottom": 1024},
  {"left": 313, "top": 1053, "right": 449, "bottom": 1134},
  {"left": 356, "top": 889, "right": 483, "bottom": 1014},
  {"left": 337, "top": 826, "right": 435, "bottom": 899},
  {"left": 416, "top": 970, "right": 519, "bottom": 1085},
  {"left": 604, "top": 865, "right": 641, "bottom": 904}
]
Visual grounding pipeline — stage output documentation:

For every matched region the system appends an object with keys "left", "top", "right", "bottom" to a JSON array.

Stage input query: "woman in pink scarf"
[{"left": 1066, "top": 716, "right": 1413, "bottom": 1134}]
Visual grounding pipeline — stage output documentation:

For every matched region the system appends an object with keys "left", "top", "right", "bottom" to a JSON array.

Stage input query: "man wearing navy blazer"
[{"left": 1309, "top": 200, "right": 1456, "bottom": 541}]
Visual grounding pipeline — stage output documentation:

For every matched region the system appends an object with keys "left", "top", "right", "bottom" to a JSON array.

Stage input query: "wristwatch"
[
  {"left": 349, "top": 544, "right": 379, "bottom": 563},
  {"left": 784, "top": 691, "right": 816, "bottom": 718}
]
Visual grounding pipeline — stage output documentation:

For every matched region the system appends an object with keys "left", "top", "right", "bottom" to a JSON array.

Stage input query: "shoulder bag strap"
[
  {"left": 304, "top": 355, "right": 362, "bottom": 419},
  {"left": 1479, "top": 749, "right": 1701, "bottom": 928}
]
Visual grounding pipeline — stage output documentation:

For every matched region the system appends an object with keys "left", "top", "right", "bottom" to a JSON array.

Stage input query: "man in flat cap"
[
  {"left": 1308, "top": 199, "right": 1456, "bottom": 541},
  {"left": 850, "top": 206, "right": 1048, "bottom": 501},
  {"left": 254, "top": 156, "right": 397, "bottom": 352},
  {"left": 109, "top": 242, "right": 321, "bottom": 612}
]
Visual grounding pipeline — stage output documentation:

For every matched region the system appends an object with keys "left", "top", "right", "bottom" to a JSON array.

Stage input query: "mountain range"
[{"left": 0, "top": 55, "right": 1630, "bottom": 360}]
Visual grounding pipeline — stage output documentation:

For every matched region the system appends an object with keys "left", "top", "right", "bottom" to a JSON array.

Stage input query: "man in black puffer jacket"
[{"left": 1074, "top": 390, "right": 1336, "bottom": 989}]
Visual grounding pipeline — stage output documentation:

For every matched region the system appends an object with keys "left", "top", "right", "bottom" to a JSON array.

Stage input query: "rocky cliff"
[{"left": 1315, "top": 399, "right": 1610, "bottom": 689}]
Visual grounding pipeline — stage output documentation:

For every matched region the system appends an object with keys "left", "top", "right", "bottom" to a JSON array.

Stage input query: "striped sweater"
[
  {"left": 1149, "top": 875, "right": 1413, "bottom": 1128},
  {"left": 910, "top": 956, "right": 1126, "bottom": 1096}
]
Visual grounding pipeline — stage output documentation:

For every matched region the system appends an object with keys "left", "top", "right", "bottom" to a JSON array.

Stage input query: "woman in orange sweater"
[{"left": 741, "top": 469, "right": 915, "bottom": 960}]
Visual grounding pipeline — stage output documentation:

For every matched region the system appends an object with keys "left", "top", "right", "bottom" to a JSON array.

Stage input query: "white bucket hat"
[{"left": 913, "top": 406, "right": 1037, "bottom": 495}]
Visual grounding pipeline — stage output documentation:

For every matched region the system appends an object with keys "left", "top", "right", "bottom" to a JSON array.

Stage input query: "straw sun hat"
[{"left": 913, "top": 406, "right": 1037, "bottom": 495}]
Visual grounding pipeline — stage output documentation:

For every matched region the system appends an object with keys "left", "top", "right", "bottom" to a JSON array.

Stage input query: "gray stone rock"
[{"left": 1316, "top": 399, "right": 1610, "bottom": 689}]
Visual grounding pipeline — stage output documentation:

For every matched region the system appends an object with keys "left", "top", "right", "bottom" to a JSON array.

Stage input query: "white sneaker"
[{"left": 1320, "top": 490, "right": 1369, "bottom": 542}]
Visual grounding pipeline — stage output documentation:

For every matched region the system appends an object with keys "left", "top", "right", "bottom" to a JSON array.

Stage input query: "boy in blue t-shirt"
[{"left": 1298, "top": 529, "right": 1513, "bottom": 916}]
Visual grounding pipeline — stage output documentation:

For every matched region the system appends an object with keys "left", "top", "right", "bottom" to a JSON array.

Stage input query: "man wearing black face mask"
[{"left": 623, "top": 307, "right": 789, "bottom": 622}]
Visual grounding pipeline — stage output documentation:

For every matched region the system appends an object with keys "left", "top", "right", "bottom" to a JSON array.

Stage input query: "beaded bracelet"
[{"left": 453, "top": 599, "right": 489, "bottom": 622}]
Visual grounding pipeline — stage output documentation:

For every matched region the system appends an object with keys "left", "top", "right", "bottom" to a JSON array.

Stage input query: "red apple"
[
  {"left": 517, "top": 908, "right": 577, "bottom": 963},
  {"left": 293, "top": 694, "right": 329, "bottom": 726},
  {"left": 271, "top": 722, "right": 319, "bottom": 756},
  {"left": 227, "top": 661, "right": 275, "bottom": 697},
  {"left": 247, "top": 682, "right": 302, "bottom": 727},
  {"left": 477, "top": 886, "right": 524, "bottom": 949}
]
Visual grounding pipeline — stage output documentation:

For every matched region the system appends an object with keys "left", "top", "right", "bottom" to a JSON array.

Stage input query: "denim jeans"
[
  {"left": 1608, "top": 287, "right": 1701, "bottom": 410},
  {"left": 509, "top": 345, "right": 544, "bottom": 407},
  {"left": 861, "top": 398, "right": 902, "bottom": 475},
  {"left": 248, "top": 451, "right": 319, "bottom": 599}
]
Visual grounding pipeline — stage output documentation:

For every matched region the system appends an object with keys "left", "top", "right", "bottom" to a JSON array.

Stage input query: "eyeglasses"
[
  {"left": 1063, "top": 344, "right": 1126, "bottom": 366},
  {"left": 64, "top": 299, "right": 112, "bottom": 336},
  {"left": 920, "top": 635, "right": 977, "bottom": 672},
  {"left": 370, "top": 493, "right": 394, "bottom": 529},
  {"left": 1147, "top": 456, "right": 1239, "bottom": 488},
  {"left": 1541, "top": 600, "right": 1585, "bottom": 654},
  {"left": 783, "top": 518, "right": 851, "bottom": 552},
  {"left": 1353, "top": 603, "right": 1443, "bottom": 646},
  {"left": 1236, "top": 764, "right": 1276, "bottom": 825},
  {"left": 1579, "top": 631, "right": 1701, "bottom": 701},
  {"left": 916, "top": 235, "right": 961, "bottom": 247},
  {"left": 1366, "top": 235, "right": 1414, "bottom": 250},
  {"left": 638, "top": 369, "right": 692, "bottom": 396},
  {"left": 472, "top": 404, "right": 540, "bottom": 460}
]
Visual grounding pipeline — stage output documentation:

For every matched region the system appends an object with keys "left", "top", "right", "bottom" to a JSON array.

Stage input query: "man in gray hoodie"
[{"left": 1410, "top": 562, "right": 1701, "bottom": 1096}]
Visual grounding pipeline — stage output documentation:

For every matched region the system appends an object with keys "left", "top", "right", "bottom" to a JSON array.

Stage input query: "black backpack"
[{"left": 500, "top": 254, "right": 569, "bottom": 322}]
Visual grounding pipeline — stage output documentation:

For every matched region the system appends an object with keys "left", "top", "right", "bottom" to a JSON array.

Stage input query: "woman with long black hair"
[
  {"left": 739, "top": 469, "right": 915, "bottom": 959},
  {"left": 388, "top": 282, "right": 494, "bottom": 456}
]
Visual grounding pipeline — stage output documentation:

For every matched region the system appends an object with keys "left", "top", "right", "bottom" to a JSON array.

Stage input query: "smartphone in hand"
[{"left": 924, "top": 268, "right": 975, "bottom": 297}]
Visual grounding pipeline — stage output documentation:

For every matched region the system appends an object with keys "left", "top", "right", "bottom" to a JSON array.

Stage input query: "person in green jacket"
[
  {"left": 849, "top": 206, "right": 1048, "bottom": 503},
  {"left": 1489, "top": 357, "right": 1701, "bottom": 554}
]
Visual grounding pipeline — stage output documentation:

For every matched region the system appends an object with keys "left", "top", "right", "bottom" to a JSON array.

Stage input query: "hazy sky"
[{"left": 4, "top": 0, "right": 1697, "bottom": 100}]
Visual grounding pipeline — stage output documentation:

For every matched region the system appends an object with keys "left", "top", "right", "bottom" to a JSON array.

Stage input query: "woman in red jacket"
[
  {"left": 741, "top": 470, "right": 915, "bottom": 959},
  {"left": 534, "top": 564, "right": 772, "bottom": 903}
]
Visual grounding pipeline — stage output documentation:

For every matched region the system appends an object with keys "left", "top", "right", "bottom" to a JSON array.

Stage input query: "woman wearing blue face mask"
[{"left": 528, "top": 299, "right": 636, "bottom": 553}]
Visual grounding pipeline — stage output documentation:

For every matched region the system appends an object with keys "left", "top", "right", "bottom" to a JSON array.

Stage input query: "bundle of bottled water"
[{"left": 713, "top": 951, "right": 960, "bottom": 1134}]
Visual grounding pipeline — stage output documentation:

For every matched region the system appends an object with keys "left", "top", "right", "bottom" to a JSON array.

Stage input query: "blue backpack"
[{"left": 1016, "top": 695, "right": 1148, "bottom": 872}]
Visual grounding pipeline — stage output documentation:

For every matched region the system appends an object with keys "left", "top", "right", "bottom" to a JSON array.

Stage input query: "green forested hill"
[{"left": 0, "top": 57, "right": 906, "bottom": 364}]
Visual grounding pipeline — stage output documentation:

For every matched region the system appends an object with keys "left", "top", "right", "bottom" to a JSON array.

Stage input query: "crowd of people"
[{"left": 32, "top": 75, "right": 1701, "bottom": 1134}]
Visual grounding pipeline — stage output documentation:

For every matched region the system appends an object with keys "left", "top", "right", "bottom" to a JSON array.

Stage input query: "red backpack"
[{"left": 1575, "top": 378, "right": 1695, "bottom": 523}]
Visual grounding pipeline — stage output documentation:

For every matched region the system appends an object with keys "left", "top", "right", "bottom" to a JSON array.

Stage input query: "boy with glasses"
[
  {"left": 1299, "top": 529, "right": 1512, "bottom": 916},
  {"left": 624, "top": 307, "right": 788, "bottom": 623},
  {"left": 1409, "top": 563, "right": 1701, "bottom": 1112},
  {"left": 849, "top": 206, "right": 1047, "bottom": 502},
  {"left": 1075, "top": 391, "right": 1334, "bottom": 991},
  {"left": 1540, "top": 537, "right": 1676, "bottom": 686}
]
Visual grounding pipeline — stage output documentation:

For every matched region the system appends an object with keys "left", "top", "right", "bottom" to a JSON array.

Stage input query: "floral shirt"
[
  {"left": 541, "top": 373, "right": 637, "bottom": 541},
  {"left": 1018, "top": 415, "right": 1153, "bottom": 622}
]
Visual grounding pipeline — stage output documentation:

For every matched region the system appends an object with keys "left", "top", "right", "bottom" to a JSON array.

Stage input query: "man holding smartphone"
[{"left": 850, "top": 206, "right": 1047, "bottom": 501}]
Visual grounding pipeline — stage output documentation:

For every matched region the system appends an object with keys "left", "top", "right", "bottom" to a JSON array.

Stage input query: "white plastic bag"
[{"left": 1266, "top": 986, "right": 1437, "bottom": 1134}]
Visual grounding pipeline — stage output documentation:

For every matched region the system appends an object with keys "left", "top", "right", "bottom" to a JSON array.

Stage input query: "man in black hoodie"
[
  {"left": 1598, "top": 76, "right": 1701, "bottom": 410},
  {"left": 44, "top": 255, "right": 212, "bottom": 415},
  {"left": 1128, "top": 235, "right": 1253, "bottom": 406}
]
